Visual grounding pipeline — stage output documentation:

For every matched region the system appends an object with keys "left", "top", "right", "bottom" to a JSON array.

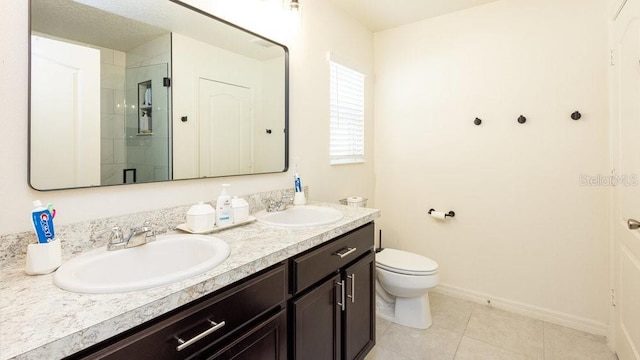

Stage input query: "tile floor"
[{"left": 365, "top": 292, "right": 618, "bottom": 360}]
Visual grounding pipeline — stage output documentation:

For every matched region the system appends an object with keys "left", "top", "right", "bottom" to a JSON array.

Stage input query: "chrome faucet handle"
[
  {"left": 126, "top": 221, "right": 155, "bottom": 248},
  {"left": 128, "top": 220, "right": 153, "bottom": 236},
  {"left": 142, "top": 221, "right": 156, "bottom": 243},
  {"left": 98, "top": 226, "right": 126, "bottom": 251}
]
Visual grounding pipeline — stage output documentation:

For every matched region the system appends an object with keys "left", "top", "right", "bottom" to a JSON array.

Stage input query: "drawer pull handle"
[
  {"left": 175, "top": 320, "right": 226, "bottom": 351},
  {"left": 334, "top": 247, "right": 357, "bottom": 258},
  {"left": 336, "top": 280, "right": 346, "bottom": 311},
  {"left": 347, "top": 274, "right": 356, "bottom": 303}
]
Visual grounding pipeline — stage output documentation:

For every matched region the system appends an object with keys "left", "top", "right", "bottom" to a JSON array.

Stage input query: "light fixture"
[{"left": 289, "top": 0, "right": 300, "bottom": 11}]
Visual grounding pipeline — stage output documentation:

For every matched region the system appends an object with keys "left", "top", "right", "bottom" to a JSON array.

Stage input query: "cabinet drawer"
[
  {"left": 73, "top": 264, "right": 286, "bottom": 360},
  {"left": 291, "top": 223, "right": 373, "bottom": 294},
  {"left": 202, "top": 309, "right": 287, "bottom": 360}
]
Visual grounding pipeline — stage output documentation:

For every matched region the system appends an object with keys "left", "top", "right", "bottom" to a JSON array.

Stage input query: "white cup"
[
  {"left": 294, "top": 192, "right": 306, "bottom": 205},
  {"left": 25, "top": 238, "right": 62, "bottom": 275}
]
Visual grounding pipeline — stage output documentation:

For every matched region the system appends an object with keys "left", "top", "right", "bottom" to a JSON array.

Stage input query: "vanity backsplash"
[{"left": 0, "top": 187, "right": 309, "bottom": 268}]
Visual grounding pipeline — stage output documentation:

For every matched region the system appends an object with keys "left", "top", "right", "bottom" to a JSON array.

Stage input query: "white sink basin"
[
  {"left": 53, "top": 234, "right": 230, "bottom": 294},
  {"left": 255, "top": 205, "right": 344, "bottom": 227}
]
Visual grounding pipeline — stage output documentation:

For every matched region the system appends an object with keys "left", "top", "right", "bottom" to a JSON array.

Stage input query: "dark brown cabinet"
[
  {"left": 291, "top": 274, "right": 342, "bottom": 360},
  {"left": 290, "top": 223, "right": 375, "bottom": 360},
  {"left": 63, "top": 222, "right": 375, "bottom": 360},
  {"left": 343, "top": 252, "right": 375, "bottom": 360},
  {"left": 65, "top": 263, "right": 287, "bottom": 360}
]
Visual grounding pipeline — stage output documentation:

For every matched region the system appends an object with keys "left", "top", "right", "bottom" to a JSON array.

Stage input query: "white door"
[
  {"left": 30, "top": 35, "right": 101, "bottom": 189},
  {"left": 612, "top": 0, "right": 640, "bottom": 358},
  {"left": 198, "top": 78, "right": 253, "bottom": 177}
]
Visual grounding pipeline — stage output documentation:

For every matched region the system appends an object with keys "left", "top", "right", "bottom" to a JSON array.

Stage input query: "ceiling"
[{"left": 326, "top": 0, "right": 500, "bottom": 32}]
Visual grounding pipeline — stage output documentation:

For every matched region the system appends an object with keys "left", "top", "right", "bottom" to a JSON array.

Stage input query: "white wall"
[
  {"left": 285, "top": 2, "right": 376, "bottom": 204},
  {"left": 374, "top": 0, "right": 610, "bottom": 332},
  {"left": 0, "top": 0, "right": 374, "bottom": 234}
]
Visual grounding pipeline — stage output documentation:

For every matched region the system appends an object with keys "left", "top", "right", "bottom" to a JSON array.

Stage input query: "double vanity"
[
  {"left": 0, "top": 202, "right": 379, "bottom": 360},
  {"left": 15, "top": 0, "right": 382, "bottom": 357}
]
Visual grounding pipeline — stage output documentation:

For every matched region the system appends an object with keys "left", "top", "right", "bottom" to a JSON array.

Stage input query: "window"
[{"left": 329, "top": 60, "right": 365, "bottom": 165}]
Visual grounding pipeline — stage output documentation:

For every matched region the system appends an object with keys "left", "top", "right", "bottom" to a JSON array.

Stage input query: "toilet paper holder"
[{"left": 428, "top": 209, "right": 455, "bottom": 218}]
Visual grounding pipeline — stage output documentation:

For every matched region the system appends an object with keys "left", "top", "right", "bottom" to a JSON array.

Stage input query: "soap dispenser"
[{"left": 216, "top": 184, "right": 233, "bottom": 227}]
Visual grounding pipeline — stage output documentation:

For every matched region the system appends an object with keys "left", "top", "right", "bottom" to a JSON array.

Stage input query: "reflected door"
[
  {"left": 612, "top": 0, "right": 640, "bottom": 358},
  {"left": 30, "top": 35, "right": 100, "bottom": 189},
  {"left": 198, "top": 79, "right": 253, "bottom": 177}
]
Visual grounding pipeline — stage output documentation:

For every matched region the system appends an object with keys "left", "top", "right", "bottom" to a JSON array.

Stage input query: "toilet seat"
[{"left": 376, "top": 248, "right": 438, "bottom": 276}]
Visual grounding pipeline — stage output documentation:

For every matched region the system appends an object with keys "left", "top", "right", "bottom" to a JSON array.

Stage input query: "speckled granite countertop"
[{"left": 0, "top": 203, "right": 379, "bottom": 360}]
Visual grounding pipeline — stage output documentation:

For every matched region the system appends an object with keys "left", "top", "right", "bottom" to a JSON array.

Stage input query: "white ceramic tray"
[{"left": 176, "top": 216, "right": 256, "bottom": 234}]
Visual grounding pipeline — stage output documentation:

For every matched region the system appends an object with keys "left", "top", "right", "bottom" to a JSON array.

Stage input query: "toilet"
[{"left": 375, "top": 248, "right": 439, "bottom": 329}]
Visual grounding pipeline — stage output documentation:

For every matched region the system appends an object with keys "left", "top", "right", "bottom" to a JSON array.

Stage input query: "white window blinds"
[{"left": 330, "top": 60, "right": 365, "bottom": 165}]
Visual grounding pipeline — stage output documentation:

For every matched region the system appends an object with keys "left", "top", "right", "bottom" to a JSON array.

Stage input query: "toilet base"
[
  {"left": 395, "top": 294, "right": 432, "bottom": 329},
  {"left": 375, "top": 293, "right": 433, "bottom": 329}
]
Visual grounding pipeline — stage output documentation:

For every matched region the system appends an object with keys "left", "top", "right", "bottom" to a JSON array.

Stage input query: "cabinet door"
[
  {"left": 202, "top": 309, "right": 287, "bottom": 360},
  {"left": 343, "top": 252, "right": 375, "bottom": 360},
  {"left": 292, "top": 274, "right": 342, "bottom": 360}
]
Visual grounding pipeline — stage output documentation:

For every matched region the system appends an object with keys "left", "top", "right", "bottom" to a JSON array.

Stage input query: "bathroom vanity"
[
  {"left": 0, "top": 203, "right": 379, "bottom": 360},
  {"left": 62, "top": 223, "right": 374, "bottom": 360}
]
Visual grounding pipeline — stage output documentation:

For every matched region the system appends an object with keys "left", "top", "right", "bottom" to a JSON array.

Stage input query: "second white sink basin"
[
  {"left": 53, "top": 234, "right": 230, "bottom": 294},
  {"left": 255, "top": 205, "right": 344, "bottom": 227}
]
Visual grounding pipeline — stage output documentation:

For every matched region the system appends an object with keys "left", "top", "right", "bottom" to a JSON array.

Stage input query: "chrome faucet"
[
  {"left": 102, "top": 221, "right": 156, "bottom": 251},
  {"left": 264, "top": 195, "right": 294, "bottom": 212}
]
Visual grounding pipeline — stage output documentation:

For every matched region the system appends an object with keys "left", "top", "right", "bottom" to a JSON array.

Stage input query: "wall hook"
[
  {"left": 571, "top": 111, "right": 581, "bottom": 120},
  {"left": 474, "top": 117, "right": 482, "bottom": 126},
  {"left": 517, "top": 115, "right": 527, "bottom": 124}
]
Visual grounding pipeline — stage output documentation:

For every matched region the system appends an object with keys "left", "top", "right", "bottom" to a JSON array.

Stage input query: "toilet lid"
[{"left": 376, "top": 248, "right": 438, "bottom": 275}]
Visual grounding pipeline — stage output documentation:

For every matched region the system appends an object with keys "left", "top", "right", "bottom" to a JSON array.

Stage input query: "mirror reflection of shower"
[
  {"left": 121, "top": 62, "right": 171, "bottom": 185},
  {"left": 103, "top": 34, "right": 172, "bottom": 185}
]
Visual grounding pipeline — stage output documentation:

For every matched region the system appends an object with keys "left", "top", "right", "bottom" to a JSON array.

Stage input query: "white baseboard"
[{"left": 433, "top": 283, "right": 609, "bottom": 337}]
